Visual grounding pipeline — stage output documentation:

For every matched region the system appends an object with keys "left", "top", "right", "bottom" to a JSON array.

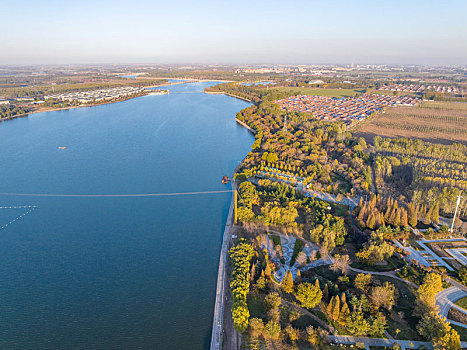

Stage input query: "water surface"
[{"left": 0, "top": 82, "right": 253, "bottom": 350}]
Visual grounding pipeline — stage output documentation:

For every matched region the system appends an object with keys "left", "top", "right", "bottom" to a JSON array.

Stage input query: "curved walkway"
[
  {"left": 348, "top": 266, "right": 418, "bottom": 289},
  {"left": 436, "top": 286, "right": 467, "bottom": 318},
  {"left": 281, "top": 299, "right": 334, "bottom": 333}
]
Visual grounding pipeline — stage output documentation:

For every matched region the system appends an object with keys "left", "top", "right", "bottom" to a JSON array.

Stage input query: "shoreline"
[
  {"left": 235, "top": 118, "right": 256, "bottom": 134},
  {"left": 210, "top": 181, "right": 236, "bottom": 350},
  {"left": 0, "top": 93, "right": 147, "bottom": 121},
  {"left": 0, "top": 84, "right": 173, "bottom": 122},
  {"left": 205, "top": 90, "right": 252, "bottom": 103},
  {"left": 210, "top": 129, "right": 252, "bottom": 350}
]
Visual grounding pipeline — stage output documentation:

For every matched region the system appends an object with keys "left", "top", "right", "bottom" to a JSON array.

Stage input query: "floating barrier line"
[
  {"left": 0, "top": 190, "right": 234, "bottom": 198},
  {"left": 0, "top": 208, "right": 36, "bottom": 231},
  {"left": 0, "top": 205, "right": 39, "bottom": 209}
]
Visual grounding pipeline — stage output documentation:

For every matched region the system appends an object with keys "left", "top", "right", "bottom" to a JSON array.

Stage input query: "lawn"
[
  {"left": 331, "top": 203, "right": 349, "bottom": 217},
  {"left": 455, "top": 296, "right": 467, "bottom": 310},
  {"left": 271, "top": 86, "right": 365, "bottom": 98},
  {"left": 372, "top": 275, "right": 423, "bottom": 341},
  {"left": 269, "top": 234, "right": 281, "bottom": 247},
  {"left": 247, "top": 294, "right": 267, "bottom": 319},
  {"left": 292, "top": 314, "right": 323, "bottom": 330},
  {"left": 351, "top": 255, "right": 406, "bottom": 272}
]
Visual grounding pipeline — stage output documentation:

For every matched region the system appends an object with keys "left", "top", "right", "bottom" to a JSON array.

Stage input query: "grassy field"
[
  {"left": 455, "top": 296, "right": 467, "bottom": 310},
  {"left": 350, "top": 255, "right": 405, "bottom": 272},
  {"left": 355, "top": 105, "right": 467, "bottom": 145},
  {"left": 271, "top": 87, "right": 365, "bottom": 98}
]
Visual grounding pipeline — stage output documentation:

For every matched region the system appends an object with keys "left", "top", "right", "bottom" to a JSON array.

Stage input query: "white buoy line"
[
  {"left": 0, "top": 207, "right": 37, "bottom": 231},
  {"left": 0, "top": 190, "right": 235, "bottom": 198}
]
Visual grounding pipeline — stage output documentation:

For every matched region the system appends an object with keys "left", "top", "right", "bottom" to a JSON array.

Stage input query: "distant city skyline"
[{"left": 1, "top": 0, "right": 466, "bottom": 65}]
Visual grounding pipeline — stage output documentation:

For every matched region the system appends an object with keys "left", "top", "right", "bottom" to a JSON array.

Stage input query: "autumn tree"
[
  {"left": 282, "top": 270, "right": 294, "bottom": 293},
  {"left": 295, "top": 282, "right": 322, "bottom": 309},
  {"left": 354, "top": 273, "right": 372, "bottom": 292},
  {"left": 370, "top": 282, "right": 397, "bottom": 310}
]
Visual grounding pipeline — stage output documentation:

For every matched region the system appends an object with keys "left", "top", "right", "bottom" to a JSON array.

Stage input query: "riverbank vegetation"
[
  {"left": 221, "top": 75, "right": 465, "bottom": 348},
  {"left": 372, "top": 137, "right": 466, "bottom": 219},
  {"left": 0, "top": 104, "right": 30, "bottom": 120}
]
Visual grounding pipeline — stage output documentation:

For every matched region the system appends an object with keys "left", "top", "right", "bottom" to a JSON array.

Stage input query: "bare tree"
[{"left": 330, "top": 254, "right": 350, "bottom": 275}]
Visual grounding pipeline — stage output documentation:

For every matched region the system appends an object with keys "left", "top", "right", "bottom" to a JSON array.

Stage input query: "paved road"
[
  {"left": 210, "top": 183, "right": 237, "bottom": 350},
  {"left": 436, "top": 286, "right": 467, "bottom": 318}
]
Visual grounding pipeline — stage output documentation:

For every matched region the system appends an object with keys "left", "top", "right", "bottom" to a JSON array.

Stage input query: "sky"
[{"left": 1, "top": 0, "right": 466, "bottom": 65}]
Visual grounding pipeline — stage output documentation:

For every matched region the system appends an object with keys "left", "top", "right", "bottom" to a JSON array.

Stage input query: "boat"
[
  {"left": 222, "top": 176, "right": 229, "bottom": 184},
  {"left": 58, "top": 147, "right": 67, "bottom": 150}
]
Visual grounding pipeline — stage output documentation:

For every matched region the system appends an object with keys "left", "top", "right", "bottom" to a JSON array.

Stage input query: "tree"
[
  {"left": 295, "top": 282, "right": 322, "bottom": 309},
  {"left": 322, "top": 284, "right": 329, "bottom": 302},
  {"left": 327, "top": 295, "right": 340, "bottom": 321},
  {"left": 231, "top": 300, "right": 250, "bottom": 332},
  {"left": 354, "top": 273, "right": 372, "bottom": 292},
  {"left": 306, "top": 326, "right": 330, "bottom": 348},
  {"left": 370, "top": 282, "right": 397, "bottom": 310},
  {"left": 346, "top": 310, "right": 370, "bottom": 336},
  {"left": 282, "top": 270, "right": 294, "bottom": 293},
  {"left": 265, "top": 292, "right": 282, "bottom": 310},
  {"left": 417, "top": 273, "right": 443, "bottom": 308},
  {"left": 339, "top": 301, "right": 350, "bottom": 325},
  {"left": 408, "top": 202, "right": 418, "bottom": 227},
  {"left": 424, "top": 206, "right": 433, "bottom": 225},
  {"left": 264, "top": 321, "right": 281, "bottom": 340},
  {"left": 434, "top": 326, "right": 461, "bottom": 350},
  {"left": 264, "top": 264, "right": 272, "bottom": 280},
  {"left": 331, "top": 254, "right": 350, "bottom": 275},
  {"left": 284, "top": 324, "right": 300, "bottom": 342},
  {"left": 369, "top": 313, "right": 387, "bottom": 337},
  {"left": 417, "top": 311, "right": 460, "bottom": 350},
  {"left": 432, "top": 203, "right": 440, "bottom": 225},
  {"left": 400, "top": 209, "right": 408, "bottom": 227},
  {"left": 295, "top": 269, "right": 302, "bottom": 284},
  {"left": 249, "top": 318, "right": 265, "bottom": 339},
  {"left": 238, "top": 181, "right": 259, "bottom": 207}
]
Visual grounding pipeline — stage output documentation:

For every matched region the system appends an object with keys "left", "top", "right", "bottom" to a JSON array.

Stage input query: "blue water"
[{"left": 0, "top": 82, "right": 253, "bottom": 350}]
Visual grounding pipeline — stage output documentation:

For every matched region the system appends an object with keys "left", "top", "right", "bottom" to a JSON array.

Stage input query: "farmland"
[
  {"left": 420, "top": 100, "right": 467, "bottom": 111},
  {"left": 355, "top": 105, "right": 467, "bottom": 145}
]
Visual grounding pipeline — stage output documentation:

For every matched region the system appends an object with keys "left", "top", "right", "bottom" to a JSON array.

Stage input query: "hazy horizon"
[{"left": 1, "top": 0, "right": 466, "bottom": 66}]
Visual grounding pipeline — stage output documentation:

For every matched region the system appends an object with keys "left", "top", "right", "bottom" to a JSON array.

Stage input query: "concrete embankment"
[
  {"left": 204, "top": 90, "right": 252, "bottom": 103},
  {"left": 210, "top": 182, "right": 236, "bottom": 350},
  {"left": 235, "top": 118, "right": 256, "bottom": 134}
]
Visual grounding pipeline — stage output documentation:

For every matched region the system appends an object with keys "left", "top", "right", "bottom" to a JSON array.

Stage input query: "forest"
[
  {"left": 374, "top": 137, "right": 466, "bottom": 218},
  {"left": 0, "top": 104, "right": 30, "bottom": 119}
]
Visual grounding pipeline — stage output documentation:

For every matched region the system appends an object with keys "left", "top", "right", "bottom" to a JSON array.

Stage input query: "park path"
[
  {"left": 436, "top": 286, "right": 467, "bottom": 318},
  {"left": 329, "top": 335, "right": 437, "bottom": 349},
  {"left": 348, "top": 266, "right": 418, "bottom": 289},
  {"left": 281, "top": 299, "right": 334, "bottom": 333}
]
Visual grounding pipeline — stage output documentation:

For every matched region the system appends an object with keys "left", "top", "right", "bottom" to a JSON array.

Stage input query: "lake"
[{"left": 0, "top": 82, "right": 253, "bottom": 349}]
